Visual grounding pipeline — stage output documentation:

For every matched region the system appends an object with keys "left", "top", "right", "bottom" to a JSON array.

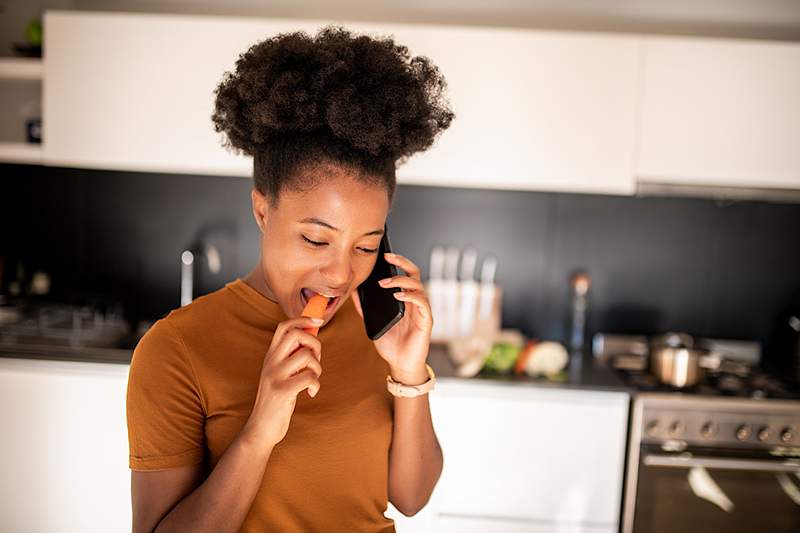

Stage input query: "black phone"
[{"left": 357, "top": 225, "right": 405, "bottom": 340}]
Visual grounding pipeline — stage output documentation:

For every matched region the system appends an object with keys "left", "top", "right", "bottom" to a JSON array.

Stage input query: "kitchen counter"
[
  {"left": 427, "top": 343, "right": 630, "bottom": 393},
  {"left": 0, "top": 338, "right": 631, "bottom": 393},
  {"left": 0, "top": 342, "right": 133, "bottom": 365}
]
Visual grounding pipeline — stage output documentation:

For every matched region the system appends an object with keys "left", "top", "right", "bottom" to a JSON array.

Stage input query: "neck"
[{"left": 243, "top": 262, "right": 278, "bottom": 304}]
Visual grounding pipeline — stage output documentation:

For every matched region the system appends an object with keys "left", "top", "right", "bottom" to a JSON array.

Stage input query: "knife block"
[{"left": 425, "top": 279, "right": 502, "bottom": 344}]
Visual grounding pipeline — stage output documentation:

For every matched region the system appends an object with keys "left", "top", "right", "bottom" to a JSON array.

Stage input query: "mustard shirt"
[{"left": 126, "top": 278, "right": 396, "bottom": 532}]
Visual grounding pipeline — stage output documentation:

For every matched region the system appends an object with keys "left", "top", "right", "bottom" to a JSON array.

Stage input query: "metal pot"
[{"left": 649, "top": 332, "right": 721, "bottom": 388}]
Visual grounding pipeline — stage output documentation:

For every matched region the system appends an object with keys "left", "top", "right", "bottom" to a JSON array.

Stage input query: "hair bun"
[{"left": 212, "top": 24, "right": 454, "bottom": 162}]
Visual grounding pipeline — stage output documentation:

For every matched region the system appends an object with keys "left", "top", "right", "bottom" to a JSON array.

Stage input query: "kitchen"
[{"left": 1, "top": 1, "right": 800, "bottom": 532}]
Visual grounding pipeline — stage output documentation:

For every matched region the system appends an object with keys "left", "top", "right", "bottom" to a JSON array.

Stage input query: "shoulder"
[
  {"left": 131, "top": 284, "right": 233, "bottom": 368},
  {"left": 142, "top": 283, "right": 240, "bottom": 357}
]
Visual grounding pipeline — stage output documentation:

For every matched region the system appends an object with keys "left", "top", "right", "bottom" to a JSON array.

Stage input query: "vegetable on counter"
[
  {"left": 517, "top": 341, "right": 569, "bottom": 377},
  {"left": 482, "top": 342, "right": 522, "bottom": 374}
]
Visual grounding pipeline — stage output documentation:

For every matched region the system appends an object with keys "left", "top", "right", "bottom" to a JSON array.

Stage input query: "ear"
[
  {"left": 350, "top": 290, "right": 364, "bottom": 320},
  {"left": 251, "top": 188, "right": 268, "bottom": 233}
]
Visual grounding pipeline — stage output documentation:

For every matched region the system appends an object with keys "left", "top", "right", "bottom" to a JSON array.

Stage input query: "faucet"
[{"left": 180, "top": 243, "right": 222, "bottom": 306}]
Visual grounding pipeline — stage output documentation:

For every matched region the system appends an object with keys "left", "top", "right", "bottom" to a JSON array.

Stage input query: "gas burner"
[{"left": 613, "top": 364, "right": 800, "bottom": 400}]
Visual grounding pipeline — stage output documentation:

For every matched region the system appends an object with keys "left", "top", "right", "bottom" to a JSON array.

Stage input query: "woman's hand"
[
  {"left": 351, "top": 252, "right": 433, "bottom": 385},
  {"left": 244, "top": 316, "right": 324, "bottom": 447}
]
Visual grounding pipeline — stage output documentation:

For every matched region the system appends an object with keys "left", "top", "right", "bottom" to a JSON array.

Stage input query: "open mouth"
[{"left": 300, "top": 288, "right": 340, "bottom": 311}]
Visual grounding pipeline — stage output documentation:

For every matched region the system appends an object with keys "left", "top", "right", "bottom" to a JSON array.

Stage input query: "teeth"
[{"left": 303, "top": 288, "right": 339, "bottom": 299}]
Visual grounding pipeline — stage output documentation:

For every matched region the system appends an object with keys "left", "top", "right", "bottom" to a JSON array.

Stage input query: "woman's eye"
[
  {"left": 302, "top": 235, "right": 376, "bottom": 254},
  {"left": 302, "top": 235, "right": 327, "bottom": 247}
]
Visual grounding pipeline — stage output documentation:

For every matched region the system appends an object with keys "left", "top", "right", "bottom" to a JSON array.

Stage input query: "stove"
[
  {"left": 615, "top": 359, "right": 800, "bottom": 533},
  {"left": 614, "top": 365, "right": 800, "bottom": 401}
]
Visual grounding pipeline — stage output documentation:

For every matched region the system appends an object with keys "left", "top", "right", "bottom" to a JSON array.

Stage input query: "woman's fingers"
[
  {"left": 393, "top": 290, "right": 433, "bottom": 325},
  {"left": 384, "top": 252, "right": 421, "bottom": 281},
  {"left": 286, "top": 368, "right": 322, "bottom": 398},
  {"left": 271, "top": 325, "right": 322, "bottom": 364},
  {"left": 378, "top": 274, "right": 424, "bottom": 292},
  {"left": 280, "top": 347, "right": 322, "bottom": 380},
  {"left": 273, "top": 317, "right": 323, "bottom": 347}
]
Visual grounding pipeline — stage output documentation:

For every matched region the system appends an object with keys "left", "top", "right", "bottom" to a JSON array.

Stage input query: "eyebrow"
[{"left": 299, "top": 217, "right": 384, "bottom": 237}]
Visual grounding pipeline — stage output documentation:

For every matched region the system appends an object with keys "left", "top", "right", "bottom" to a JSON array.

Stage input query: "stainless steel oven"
[{"left": 622, "top": 394, "right": 800, "bottom": 533}]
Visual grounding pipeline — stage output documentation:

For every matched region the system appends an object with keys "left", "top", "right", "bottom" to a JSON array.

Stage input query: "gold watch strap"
[{"left": 386, "top": 364, "right": 436, "bottom": 398}]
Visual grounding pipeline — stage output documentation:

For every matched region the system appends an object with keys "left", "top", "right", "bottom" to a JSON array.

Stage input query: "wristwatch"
[{"left": 386, "top": 364, "right": 436, "bottom": 398}]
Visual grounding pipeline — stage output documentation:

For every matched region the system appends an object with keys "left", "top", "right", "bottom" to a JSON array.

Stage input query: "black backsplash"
[{"left": 3, "top": 163, "right": 799, "bottom": 363}]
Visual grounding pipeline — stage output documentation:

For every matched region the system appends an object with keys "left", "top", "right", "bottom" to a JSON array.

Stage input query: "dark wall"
[{"left": 3, "top": 163, "right": 799, "bottom": 360}]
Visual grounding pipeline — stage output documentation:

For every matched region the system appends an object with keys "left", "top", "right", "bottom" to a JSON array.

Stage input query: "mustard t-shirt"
[{"left": 126, "top": 278, "right": 396, "bottom": 532}]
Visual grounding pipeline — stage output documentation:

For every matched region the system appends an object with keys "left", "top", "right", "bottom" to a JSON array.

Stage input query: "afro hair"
[{"left": 211, "top": 24, "right": 454, "bottom": 204}]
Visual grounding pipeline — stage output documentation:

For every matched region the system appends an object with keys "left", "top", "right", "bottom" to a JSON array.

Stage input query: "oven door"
[{"left": 632, "top": 445, "right": 800, "bottom": 533}]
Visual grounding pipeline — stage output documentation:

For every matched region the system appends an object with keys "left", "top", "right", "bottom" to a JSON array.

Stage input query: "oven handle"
[{"left": 643, "top": 454, "right": 800, "bottom": 473}]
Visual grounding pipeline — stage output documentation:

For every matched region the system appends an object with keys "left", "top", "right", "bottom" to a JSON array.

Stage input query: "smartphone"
[{"left": 357, "top": 225, "right": 405, "bottom": 340}]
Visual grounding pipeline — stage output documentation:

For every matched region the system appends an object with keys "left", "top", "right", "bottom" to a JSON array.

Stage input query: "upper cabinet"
[
  {"left": 38, "top": 11, "right": 800, "bottom": 197},
  {"left": 43, "top": 12, "right": 306, "bottom": 177},
  {"left": 42, "top": 11, "right": 640, "bottom": 195},
  {"left": 390, "top": 27, "right": 641, "bottom": 195},
  {"left": 636, "top": 36, "right": 800, "bottom": 191}
]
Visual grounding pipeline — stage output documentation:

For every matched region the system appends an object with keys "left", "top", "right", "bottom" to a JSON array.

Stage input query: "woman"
[{"left": 126, "top": 24, "right": 454, "bottom": 532}]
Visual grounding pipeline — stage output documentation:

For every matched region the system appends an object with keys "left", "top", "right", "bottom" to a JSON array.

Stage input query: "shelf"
[
  {"left": 0, "top": 142, "right": 43, "bottom": 164},
  {"left": 0, "top": 57, "right": 43, "bottom": 80}
]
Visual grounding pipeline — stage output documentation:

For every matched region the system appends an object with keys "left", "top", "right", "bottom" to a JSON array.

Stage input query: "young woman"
[{"left": 126, "top": 25, "right": 454, "bottom": 532}]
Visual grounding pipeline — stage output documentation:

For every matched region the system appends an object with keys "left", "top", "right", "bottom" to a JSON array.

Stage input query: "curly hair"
[{"left": 211, "top": 24, "right": 455, "bottom": 206}]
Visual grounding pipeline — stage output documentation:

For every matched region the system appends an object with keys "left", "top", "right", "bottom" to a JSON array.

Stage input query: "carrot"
[
  {"left": 514, "top": 340, "right": 539, "bottom": 375},
  {"left": 301, "top": 293, "right": 329, "bottom": 336}
]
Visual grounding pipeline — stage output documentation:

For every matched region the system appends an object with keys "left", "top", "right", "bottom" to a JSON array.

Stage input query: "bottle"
[{"left": 568, "top": 271, "right": 591, "bottom": 355}]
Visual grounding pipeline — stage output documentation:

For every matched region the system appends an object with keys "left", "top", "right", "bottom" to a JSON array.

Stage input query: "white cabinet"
[
  {"left": 43, "top": 11, "right": 285, "bottom": 177},
  {"left": 0, "top": 357, "right": 131, "bottom": 533},
  {"left": 390, "top": 378, "right": 630, "bottom": 533},
  {"left": 0, "top": 357, "right": 628, "bottom": 533},
  {"left": 637, "top": 36, "right": 800, "bottom": 190},
  {"left": 43, "top": 11, "right": 639, "bottom": 195},
  {"left": 391, "top": 27, "right": 641, "bottom": 195},
  {"left": 434, "top": 516, "right": 615, "bottom": 533}
]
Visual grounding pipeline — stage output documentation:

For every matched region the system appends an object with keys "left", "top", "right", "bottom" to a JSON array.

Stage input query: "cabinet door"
[
  {"left": 637, "top": 36, "right": 800, "bottom": 190},
  {"left": 435, "top": 515, "right": 616, "bottom": 533},
  {"left": 426, "top": 379, "right": 629, "bottom": 529},
  {"left": 0, "top": 358, "right": 131, "bottom": 533},
  {"left": 389, "top": 26, "right": 641, "bottom": 195},
  {"left": 43, "top": 11, "right": 320, "bottom": 177}
]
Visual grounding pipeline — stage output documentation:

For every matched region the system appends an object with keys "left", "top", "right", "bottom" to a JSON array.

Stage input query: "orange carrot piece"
[{"left": 301, "top": 294, "right": 329, "bottom": 336}]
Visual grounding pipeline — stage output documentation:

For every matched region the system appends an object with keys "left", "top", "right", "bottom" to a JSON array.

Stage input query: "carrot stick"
[{"left": 301, "top": 294, "right": 329, "bottom": 336}]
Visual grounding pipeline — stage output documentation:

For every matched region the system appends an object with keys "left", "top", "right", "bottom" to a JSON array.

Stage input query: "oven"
[{"left": 622, "top": 394, "right": 800, "bottom": 533}]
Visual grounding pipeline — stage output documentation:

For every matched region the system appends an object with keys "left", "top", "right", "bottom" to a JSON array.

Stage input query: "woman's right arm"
[
  {"left": 131, "top": 425, "right": 271, "bottom": 533},
  {"left": 131, "top": 316, "right": 324, "bottom": 533}
]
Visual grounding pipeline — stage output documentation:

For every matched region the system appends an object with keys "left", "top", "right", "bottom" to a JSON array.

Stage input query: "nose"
[{"left": 319, "top": 251, "right": 353, "bottom": 290}]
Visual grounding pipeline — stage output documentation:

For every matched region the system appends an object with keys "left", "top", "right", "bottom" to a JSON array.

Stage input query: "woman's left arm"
[
  {"left": 351, "top": 252, "right": 444, "bottom": 516},
  {"left": 386, "top": 366, "right": 443, "bottom": 516}
]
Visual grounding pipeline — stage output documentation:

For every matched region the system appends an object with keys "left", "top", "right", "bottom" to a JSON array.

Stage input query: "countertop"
[{"left": 0, "top": 338, "right": 630, "bottom": 393}]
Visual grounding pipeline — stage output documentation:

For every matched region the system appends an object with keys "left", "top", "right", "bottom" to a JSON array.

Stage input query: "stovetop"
[{"left": 614, "top": 366, "right": 800, "bottom": 401}]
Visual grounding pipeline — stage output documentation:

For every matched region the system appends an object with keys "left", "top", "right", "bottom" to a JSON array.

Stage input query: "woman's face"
[{"left": 251, "top": 168, "right": 391, "bottom": 324}]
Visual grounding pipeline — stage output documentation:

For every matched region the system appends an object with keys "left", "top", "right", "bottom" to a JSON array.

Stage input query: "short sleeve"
[{"left": 126, "top": 317, "right": 206, "bottom": 471}]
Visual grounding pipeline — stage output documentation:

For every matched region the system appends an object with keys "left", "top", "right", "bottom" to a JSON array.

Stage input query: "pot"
[{"left": 649, "top": 332, "right": 721, "bottom": 388}]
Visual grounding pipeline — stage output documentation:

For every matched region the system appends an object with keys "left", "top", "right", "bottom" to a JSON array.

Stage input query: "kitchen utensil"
[
  {"left": 443, "top": 246, "right": 460, "bottom": 339},
  {"left": 457, "top": 247, "right": 478, "bottom": 338},
  {"left": 592, "top": 333, "right": 649, "bottom": 363},
  {"left": 649, "top": 332, "right": 722, "bottom": 388},
  {"left": 478, "top": 255, "right": 496, "bottom": 321},
  {"left": 427, "top": 246, "right": 445, "bottom": 340}
]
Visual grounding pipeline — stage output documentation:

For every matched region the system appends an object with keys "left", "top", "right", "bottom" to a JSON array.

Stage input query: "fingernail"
[
  {"left": 378, "top": 278, "right": 390, "bottom": 285},
  {"left": 311, "top": 318, "right": 324, "bottom": 324}
]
